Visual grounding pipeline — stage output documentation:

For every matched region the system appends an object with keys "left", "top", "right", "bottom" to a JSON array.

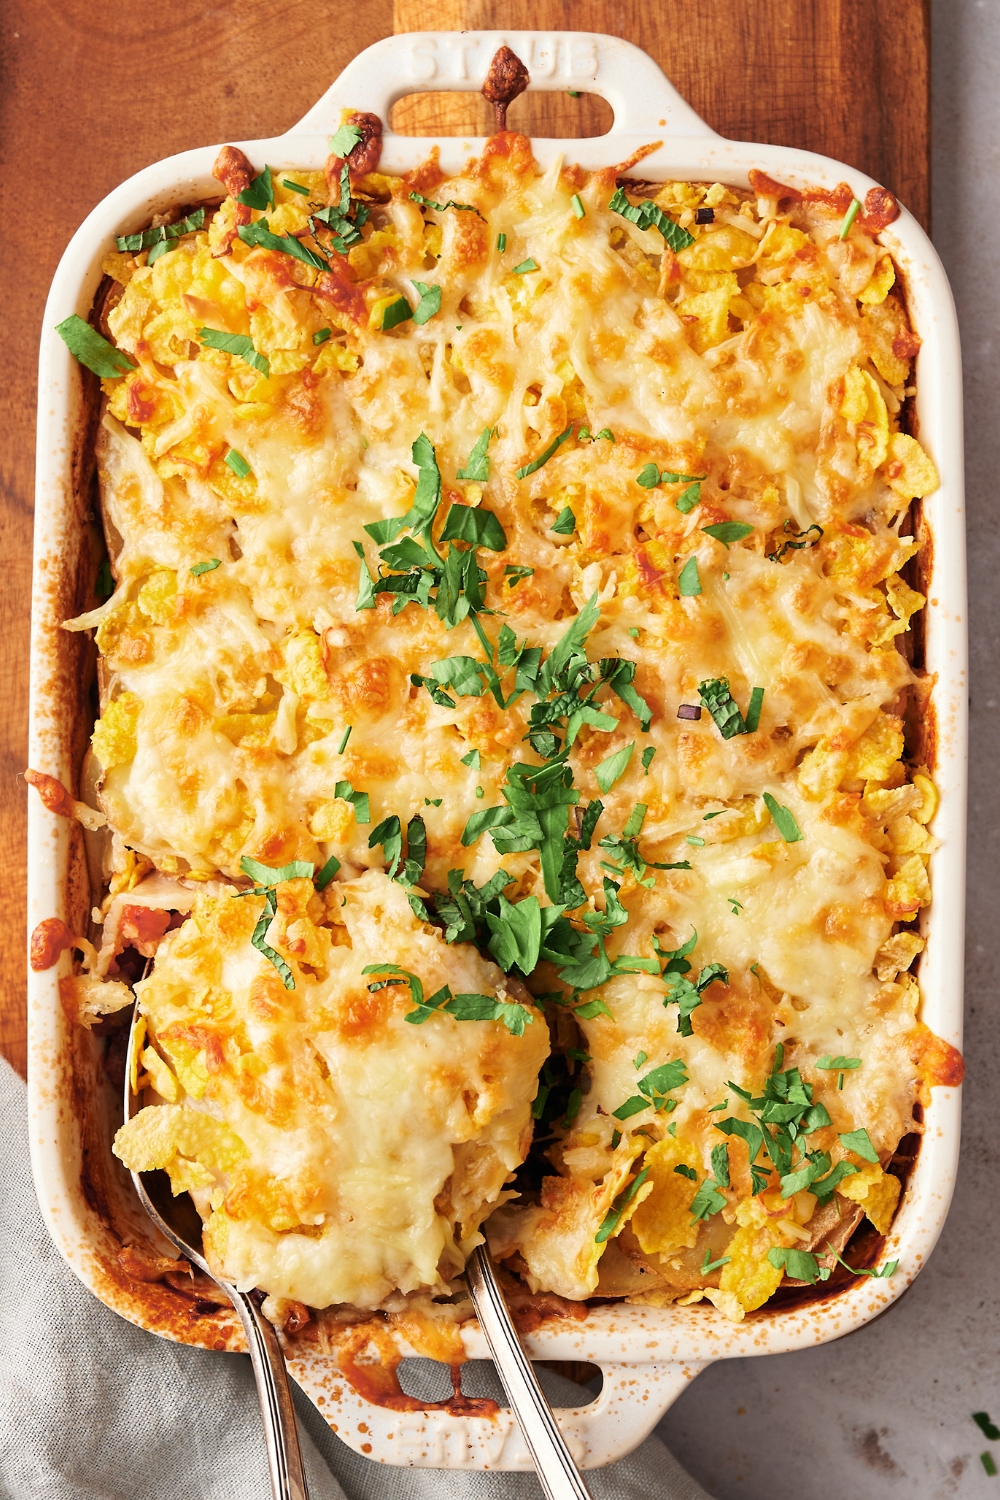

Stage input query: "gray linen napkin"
[{"left": 0, "top": 1058, "right": 712, "bottom": 1500}]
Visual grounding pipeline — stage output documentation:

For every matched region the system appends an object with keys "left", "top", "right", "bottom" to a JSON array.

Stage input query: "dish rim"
[{"left": 26, "top": 29, "right": 967, "bottom": 1470}]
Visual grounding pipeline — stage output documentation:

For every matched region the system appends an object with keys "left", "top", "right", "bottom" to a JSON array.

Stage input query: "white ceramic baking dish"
[{"left": 28, "top": 30, "right": 967, "bottom": 1472}]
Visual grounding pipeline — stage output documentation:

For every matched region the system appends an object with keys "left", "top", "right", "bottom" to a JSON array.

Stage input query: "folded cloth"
[{"left": 0, "top": 1058, "right": 712, "bottom": 1500}]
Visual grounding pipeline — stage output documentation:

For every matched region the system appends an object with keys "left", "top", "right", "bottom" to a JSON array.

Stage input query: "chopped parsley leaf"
[
  {"left": 637, "top": 463, "right": 660, "bottom": 489},
  {"left": 115, "top": 208, "right": 205, "bottom": 255},
  {"left": 676, "top": 483, "right": 701, "bottom": 514},
  {"left": 610, "top": 1129, "right": 622, "bottom": 1149},
  {"left": 763, "top": 792, "right": 803, "bottom": 843},
  {"left": 698, "top": 679, "right": 765, "bottom": 740},
  {"left": 981, "top": 1453, "right": 997, "bottom": 1478},
  {"left": 595, "top": 1165, "right": 651, "bottom": 1243},
  {"left": 609, "top": 188, "right": 695, "bottom": 251},
  {"left": 461, "top": 748, "right": 481, "bottom": 769},
  {"left": 674, "top": 1164, "right": 698, "bottom": 1180},
  {"left": 767, "top": 1247, "right": 830, "bottom": 1284},
  {"left": 512, "top": 258, "right": 539, "bottom": 274},
  {"left": 411, "top": 280, "right": 442, "bottom": 325},
  {"left": 409, "top": 190, "right": 481, "bottom": 216},
  {"left": 198, "top": 327, "right": 269, "bottom": 377},
  {"left": 702, "top": 521, "right": 754, "bottom": 547},
  {"left": 700, "top": 1249, "right": 732, "bottom": 1274},
  {"left": 190, "top": 558, "right": 221, "bottom": 576},
  {"left": 596, "top": 742, "right": 634, "bottom": 793},
  {"left": 504, "top": 564, "right": 534, "bottom": 589},
  {"left": 744, "top": 686, "right": 764, "bottom": 733},
  {"left": 678, "top": 557, "right": 702, "bottom": 596},
  {"left": 337, "top": 725, "right": 352, "bottom": 754},
  {"left": 236, "top": 165, "right": 274, "bottom": 210},
  {"left": 768, "top": 519, "right": 824, "bottom": 562},
  {"left": 440, "top": 502, "right": 507, "bottom": 550},
  {"left": 641, "top": 746, "right": 656, "bottom": 775},
  {"left": 238, "top": 219, "right": 329, "bottom": 269},
  {"left": 690, "top": 1177, "right": 728, "bottom": 1221},
  {"left": 335, "top": 779, "right": 370, "bottom": 824},
  {"left": 314, "top": 854, "right": 340, "bottom": 890},
  {"left": 517, "top": 425, "right": 573, "bottom": 479},
  {"left": 313, "top": 327, "right": 332, "bottom": 345},
  {"left": 457, "top": 426, "right": 492, "bottom": 481},
  {"left": 329, "top": 123, "right": 363, "bottom": 156},
  {"left": 839, "top": 1127, "right": 879, "bottom": 1163},
  {"left": 381, "top": 296, "right": 413, "bottom": 330},
  {"left": 974, "top": 1414, "right": 1000, "bottom": 1443},
  {"left": 55, "top": 316, "right": 135, "bottom": 379},
  {"left": 728, "top": 897, "right": 744, "bottom": 915},
  {"left": 362, "top": 963, "right": 532, "bottom": 1035},
  {"left": 425, "top": 797, "right": 443, "bottom": 807},
  {"left": 633, "top": 1050, "right": 647, "bottom": 1069},
  {"left": 552, "top": 505, "right": 576, "bottom": 534},
  {"left": 239, "top": 856, "right": 315, "bottom": 887}
]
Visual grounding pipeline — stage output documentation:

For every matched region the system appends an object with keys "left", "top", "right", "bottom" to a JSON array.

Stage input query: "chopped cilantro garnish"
[
  {"left": 633, "top": 1050, "right": 647, "bottom": 1070},
  {"left": 552, "top": 505, "right": 576, "bottom": 534},
  {"left": 763, "top": 792, "right": 803, "bottom": 843},
  {"left": 115, "top": 208, "right": 205, "bottom": 255},
  {"left": 767, "top": 1247, "right": 830, "bottom": 1284},
  {"left": 329, "top": 123, "right": 363, "bottom": 156},
  {"left": 817, "top": 1054, "right": 861, "bottom": 1089},
  {"left": 840, "top": 1127, "right": 879, "bottom": 1163},
  {"left": 674, "top": 1164, "right": 697, "bottom": 1181},
  {"left": 728, "top": 897, "right": 744, "bottom": 915},
  {"left": 698, "top": 679, "right": 765, "bottom": 740},
  {"left": 504, "top": 564, "right": 534, "bottom": 589},
  {"left": 239, "top": 856, "right": 315, "bottom": 886},
  {"left": 595, "top": 1165, "right": 651, "bottom": 1243},
  {"left": 440, "top": 503, "right": 507, "bottom": 550},
  {"left": 610, "top": 1129, "right": 622, "bottom": 1149},
  {"left": 824, "top": 1243, "right": 899, "bottom": 1281},
  {"left": 768, "top": 519, "right": 824, "bottom": 562},
  {"left": 676, "top": 483, "right": 701, "bottom": 514},
  {"left": 700, "top": 1248, "right": 732, "bottom": 1274},
  {"left": 362, "top": 962, "right": 532, "bottom": 1035},
  {"left": 381, "top": 296, "right": 413, "bottom": 331},
  {"left": 282, "top": 178, "right": 310, "bottom": 195},
  {"left": 702, "top": 521, "right": 754, "bottom": 547},
  {"left": 637, "top": 463, "right": 660, "bottom": 488},
  {"left": 612, "top": 1058, "right": 689, "bottom": 1119},
  {"left": 690, "top": 1177, "right": 728, "bottom": 1221},
  {"left": 190, "top": 558, "right": 221, "bottom": 576},
  {"left": 974, "top": 1414, "right": 1000, "bottom": 1442},
  {"left": 512, "top": 258, "right": 539, "bottom": 274},
  {"left": 337, "top": 725, "right": 352, "bottom": 754},
  {"left": 641, "top": 746, "right": 656, "bottom": 775},
  {"left": 55, "top": 315, "right": 135, "bottom": 379},
  {"left": 609, "top": 188, "right": 695, "bottom": 251},
  {"left": 313, "top": 327, "right": 332, "bottom": 345},
  {"left": 461, "top": 748, "right": 481, "bottom": 769},
  {"left": 336, "top": 779, "right": 370, "bottom": 824},
  {"left": 571, "top": 193, "right": 586, "bottom": 219},
  {"left": 224, "top": 449, "right": 252, "bottom": 479},
  {"left": 678, "top": 557, "right": 702, "bottom": 596},
  {"left": 238, "top": 219, "right": 329, "bottom": 269},
  {"left": 594, "top": 429, "right": 614, "bottom": 441},
  {"left": 981, "top": 1453, "right": 997, "bottom": 1478},
  {"left": 314, "top": 854, "right": 340, "bottom": 890},
  {"left": 596, "top": 742, "right": 634, "bottom": 793},
  {"left": 655, "top": 930, "right": 728, "bottom": 1036},
  {"left": 838, "top": 197, "right": 862, "bottom": 239},
  {"left": 409, "top": 190, "right": 481, "bottom": 216},
  {"left": 236, "top": 165, "right": 274, "bottom": 210},
  {"left": 517, "top": 425, "right": 573, "bottom": 479},
  {"left": 411, "top": 281, "right": 442, "bottom": 325},
  {"left": 425, "top": 797, "right": 442, "bottom": 807},
  {"left": 198, "top": 327, "right": 269, "bottom": 377},
  {"left": 457, "top": 426, "right": 492, "bottom": 482}
]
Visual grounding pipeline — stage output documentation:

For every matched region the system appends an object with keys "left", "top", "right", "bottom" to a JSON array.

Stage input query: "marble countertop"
[{"left": 657, "top": 4, "right": 1000, "bottom": 1494}]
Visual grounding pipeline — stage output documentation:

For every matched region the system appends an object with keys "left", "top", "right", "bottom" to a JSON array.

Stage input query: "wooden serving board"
[{"left": 0, "top": 0, "right": 928, "bottom": 1077}]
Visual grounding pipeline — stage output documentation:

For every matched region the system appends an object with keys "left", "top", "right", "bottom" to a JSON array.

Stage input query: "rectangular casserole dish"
[{"left": 27, "top": 29, "right": 967, "bottom": 1471}]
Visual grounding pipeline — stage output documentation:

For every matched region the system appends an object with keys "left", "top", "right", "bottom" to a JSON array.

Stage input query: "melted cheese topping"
[{"left": 91, "top": 131, "right": 944, "bottom": 1316}]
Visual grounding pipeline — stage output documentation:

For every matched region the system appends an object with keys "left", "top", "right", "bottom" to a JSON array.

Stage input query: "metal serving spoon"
[
  {"left": 124, "top": 1007, "right": 309, "bottom": 1500},
  {"left": 467, "top": 1244, "right": 593, "bottom": 1499}
]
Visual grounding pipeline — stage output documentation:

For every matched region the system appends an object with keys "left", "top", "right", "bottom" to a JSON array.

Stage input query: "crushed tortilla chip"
[
  {"left": 719, "top": 1197, "right": 784, "bottom": 1311},
  {"left": 837, "top": 1163, "right": 901, "bottom": 1234},
  {"left": 91, "top": 693, "right": 142, "bottom": 771},
  {"left": 629, "top": 1136, "right": 701, "bottom": 1257},
  {"left": 882, "top": 432, "right": 939, "bottom": 498},
  {"left": 113, "top": 1103, "right": 248, "bottom": 1176}
]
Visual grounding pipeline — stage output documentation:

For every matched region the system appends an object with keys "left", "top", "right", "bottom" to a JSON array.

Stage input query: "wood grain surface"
[{"left": 0, "top": 0, "right": 928, "bottom": 1078}]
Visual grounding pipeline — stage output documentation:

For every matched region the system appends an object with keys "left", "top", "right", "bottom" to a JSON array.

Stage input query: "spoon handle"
[
  {"left": 231, "top": 1291, "right": 311, "bottom": 1500},
  {"left": 467, "top": 1245, "right": 593, "bottom": 1500}
]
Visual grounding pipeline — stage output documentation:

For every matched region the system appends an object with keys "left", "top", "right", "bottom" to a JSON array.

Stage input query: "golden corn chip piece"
[
  {"left": 719, "top": 1198, "right": 783, "bottom": 1311},
  {"left": 675, "top": 287, "right": 733, "bottom": 354},
  {"left": 837, "top": 1163, "right": 901, "bottom": 1235},
  {"left": 91, "top": 693, "right": 142, "bottom": 771},
  {"left": 629, "top": 1136, "right": 701, "bottom": 1257},
  {"left": 883, "top": 432, "right": 940, "bottom": 498},
  {"left": 875, "top": 930, "right": 925, "bottom": 981},
  {"left": 140, "top": 1045, "right": 179, "bottom": 1103},
  {"left": 113, "top": 1104, "right": 185, "bottom": 1172},
  {"left": 308, "top": 798, "right": 357, "bottom": 842},
  {"left": 166, "top": 1157, "right": 216, "bottom": 1195},
  {"left": 885, "top": 854, "right": 932, "bottom": 916},
  {"left": 844, "top": 714, "right": 904, "bottom": 784},
  {"left": 136, "top": 569, "right": 178, "bottom": 626},
  {"left": 858, "top": 254, "right": 896, "bottom": 306}
]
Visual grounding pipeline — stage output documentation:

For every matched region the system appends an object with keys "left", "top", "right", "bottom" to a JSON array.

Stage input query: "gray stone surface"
[{"left": 655, "top": 4, "right": 1000, "bottom": 1494}]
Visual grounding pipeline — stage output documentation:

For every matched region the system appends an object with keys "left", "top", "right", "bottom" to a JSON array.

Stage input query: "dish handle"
[
  {"left": 287, "top": 1350, "right": 709, "bottom": 1470},
  {"left": 288, "top": 31, "right": 718, "bottom": 141}
]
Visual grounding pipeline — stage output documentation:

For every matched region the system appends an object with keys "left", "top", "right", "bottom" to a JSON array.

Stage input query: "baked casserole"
[{"left": 31, "top": 107, "right": 964, "bottom": 1334}]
